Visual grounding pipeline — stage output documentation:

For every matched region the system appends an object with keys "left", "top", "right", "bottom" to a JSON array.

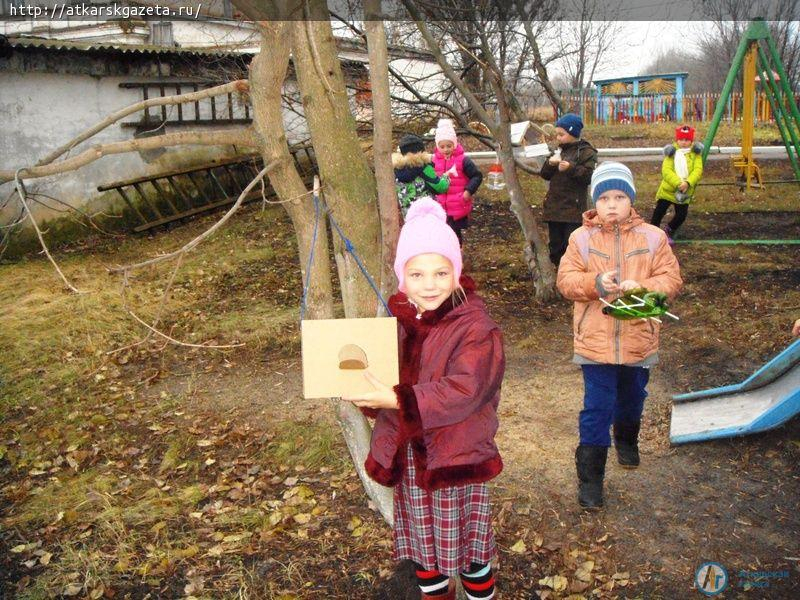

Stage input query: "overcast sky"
[{"left": 590, "top": 21, "right": 710, "bottom": 80}]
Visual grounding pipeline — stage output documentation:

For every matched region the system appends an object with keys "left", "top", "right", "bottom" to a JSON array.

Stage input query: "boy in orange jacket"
[{"left": 557, "top": 162, "right": 682, "bottom": 510}]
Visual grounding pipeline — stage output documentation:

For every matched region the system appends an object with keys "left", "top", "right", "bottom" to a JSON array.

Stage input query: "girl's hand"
[
  {"left": 600, "top": 270, "right": 620, "bottom": 295},
  {"left": 620, "top": 280, "right": 641, "bottom": 292},
  {"left": 463, "top": 190, "right": 472, "bottom": 200},
  {"left": 678, "top": 181, "right": 689, "bottom": 192},
  {"left": 343, "top": 371, "right": 398, "bottom": 410},
  {"left": 558, "top": 160, "right": 571, "bottom": 172},
  {"left": 792, "top": 318, "right": 800, "bottom": 337}
]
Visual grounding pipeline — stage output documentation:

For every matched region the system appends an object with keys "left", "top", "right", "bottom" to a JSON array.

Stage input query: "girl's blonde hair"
[{"left": 451, "top": 284, "right": 468, "bottom": 307}]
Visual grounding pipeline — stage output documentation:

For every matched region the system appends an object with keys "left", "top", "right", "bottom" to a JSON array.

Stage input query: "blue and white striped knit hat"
[{"left": 590, "top": 161, "right": 636, "bottom": 205}]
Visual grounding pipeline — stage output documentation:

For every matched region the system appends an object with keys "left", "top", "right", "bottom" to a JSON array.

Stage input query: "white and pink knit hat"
[{"left": 434, "top": 118, "right": 458, "bottom": 147}]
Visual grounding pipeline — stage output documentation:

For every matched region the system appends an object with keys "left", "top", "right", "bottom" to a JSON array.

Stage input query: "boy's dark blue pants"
[{"left": 579, "top": 364, "right": 650, "bottom": 446}]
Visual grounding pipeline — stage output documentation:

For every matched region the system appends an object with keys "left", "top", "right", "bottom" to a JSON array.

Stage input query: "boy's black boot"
[
  {"left": 575, "top": 445, "right": 607, "bottom": 510},
  {"left": 613, "top": 421, "right": 641, "bottom": 469}
]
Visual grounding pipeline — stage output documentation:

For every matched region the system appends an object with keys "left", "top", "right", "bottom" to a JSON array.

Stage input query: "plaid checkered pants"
[{"left": 393, "top": 445, "right": 496, "bottom": 576}]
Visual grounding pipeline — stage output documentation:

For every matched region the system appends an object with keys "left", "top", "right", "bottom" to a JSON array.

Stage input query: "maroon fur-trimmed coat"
[{"left": 364, "top": 277, "right": 505, "bottom": 491}]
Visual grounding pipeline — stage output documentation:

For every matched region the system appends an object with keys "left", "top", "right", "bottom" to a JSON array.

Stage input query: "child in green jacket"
[
  {"left": 393, "top": 134, "right": 450, "bottom": 218},
  {"left": 651, "top": 125, "right": 704, "bottom": 245}
]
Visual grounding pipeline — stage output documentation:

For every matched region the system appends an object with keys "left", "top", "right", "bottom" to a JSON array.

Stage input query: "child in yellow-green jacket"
[{"left": 650, "top": 125, "right": 704, "bottom": 245}]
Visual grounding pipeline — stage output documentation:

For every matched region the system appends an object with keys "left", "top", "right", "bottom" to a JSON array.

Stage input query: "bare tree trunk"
[
  {"left": 251, "top": 18, "right": 394, "bottom": 524},
  {"left": 250, "top": 22, "right": 333, "bottom": 321},
  {"left": 290, "top": 3, "right": 394, "bottom": 523},
  {"left": 489, "top": 73, "right": 557, "bottom": 302},
  {"left": 290, "top": 5, "right": 383, "bottom": 319},
  {"left": 365, "top": 0, "right": 401, "bottom": 305}
]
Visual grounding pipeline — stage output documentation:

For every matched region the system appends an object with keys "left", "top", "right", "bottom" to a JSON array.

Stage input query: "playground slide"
[{"left": 669, "top": 338, "right": 800, "bottom": 444}]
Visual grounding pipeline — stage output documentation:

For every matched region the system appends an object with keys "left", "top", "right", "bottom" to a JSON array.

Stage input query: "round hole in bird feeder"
[{"left": 338, "top": 344, "right": 368, "bottom": 370}]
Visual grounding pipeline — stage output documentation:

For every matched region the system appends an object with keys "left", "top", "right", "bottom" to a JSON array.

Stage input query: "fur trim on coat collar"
[{"left": 392, "top": 151, "right": 434, "bottom": 169}]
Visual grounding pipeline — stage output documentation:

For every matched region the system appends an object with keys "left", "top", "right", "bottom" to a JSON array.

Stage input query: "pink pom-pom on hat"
[
  {"left": 434, "top": 118, "right": 458, "bottom": 147},
  {"left": 394, "top": 198, "right": 463, "bottom": 293}
]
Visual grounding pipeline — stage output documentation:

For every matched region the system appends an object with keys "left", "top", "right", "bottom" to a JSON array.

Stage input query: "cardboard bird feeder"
[{"left": 301, "top": 317, "right": 399, "bottom": 399}]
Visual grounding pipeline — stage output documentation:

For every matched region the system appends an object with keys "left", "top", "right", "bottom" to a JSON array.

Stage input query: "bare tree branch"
[
  {"left": 400, "top": 0, "right": 496, "bottom": 134},
  {"left": 109, "top": 161, "right": 278, "bottom": 273},
  {"left": 1, "top": 129, "right": 258, "bottom": 183},
  {"left": 13, "top": 170, "right": 83, "bottom": 293},
  {"left": 36, "top": 80, "right": 250, "bottom": 168}
]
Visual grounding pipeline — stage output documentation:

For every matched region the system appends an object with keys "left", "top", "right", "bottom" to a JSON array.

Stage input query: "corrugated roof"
[{"left": 5, "top": 36, "right": 254, "bottom": 57}]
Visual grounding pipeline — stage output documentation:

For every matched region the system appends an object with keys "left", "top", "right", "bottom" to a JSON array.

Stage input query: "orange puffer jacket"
[{"left": 556, "top": 208, "right": 683, "bottom": 364}]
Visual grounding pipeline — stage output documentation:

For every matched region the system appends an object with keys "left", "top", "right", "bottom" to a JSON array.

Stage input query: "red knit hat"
[{"left": 675, "top": 125, "right": 695, "bottom": 141}]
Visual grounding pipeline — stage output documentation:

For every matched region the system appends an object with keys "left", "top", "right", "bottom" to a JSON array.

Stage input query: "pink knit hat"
[
  {"left": 434, "top": 118, "right": 458, "bottom": 147},
  {"left": 394, "top": 198, "right": 462, "bottom": 293}
]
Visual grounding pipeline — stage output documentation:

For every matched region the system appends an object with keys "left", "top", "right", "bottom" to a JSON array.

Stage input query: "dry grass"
[{"left": 0, "top": 204, "right": 301, "bottom": 416}]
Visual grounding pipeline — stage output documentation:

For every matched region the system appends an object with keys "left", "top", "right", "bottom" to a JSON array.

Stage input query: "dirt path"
[{"left": 137, "top": 318, "right": 799, "bottom": 598}]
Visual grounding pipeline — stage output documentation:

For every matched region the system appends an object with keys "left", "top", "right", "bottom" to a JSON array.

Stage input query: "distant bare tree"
[
  {"left": 697, "top": 2, "right": 800, "bottom": 92},
  {"left": 555, "top": 0, "right": 624, "bottom": 92},
  {"left": 639, "top": 48, "right": 706, "bottom": 93}
]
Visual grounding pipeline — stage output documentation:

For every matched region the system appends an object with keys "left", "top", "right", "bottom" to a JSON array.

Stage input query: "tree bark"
[
  {"left": 490, "top": 75, "right": 557, "bottom": 301},
  {"left": 250, "top": 22, "right": 334, "bottom": 322},
  {"left": 290, "top": 4, "right": 383, "bottom": 319},
  {"left": 365, "top": 0, "right": 401, "bottom": 305},
  {"left": 291, "top": 3, "right": 394, "bottom": 524},
  {"left": 251, "top": 19, "right": 393, "bottom": 524},
  {"left": 230, "top": 1, "right": 394, "bottom": 524}
]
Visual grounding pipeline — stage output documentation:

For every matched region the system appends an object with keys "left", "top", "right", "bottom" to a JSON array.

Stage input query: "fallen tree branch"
[
  {"left": 108, "top": 158, "right": 280, "bottom": 351},
  {"left": 145, "top": 252, "right": 184, "bottom": 341},
  {"left": 125, "top": 308, "right": 245, "bottom": 349},
  {"left": 109, "top": 160, "right": 279, "bottom": 273},
  {"left": 119, "top": 268, "right": 244, "bottom": 350},
  {"left": 1, "top": 128, "right": 259, "bottom": 183},
  {"left": 14, "top": 170, "right": 83, "bottom": 293},
  {"left": 36, "top": 80, "right": 250, "bottom": 167}
]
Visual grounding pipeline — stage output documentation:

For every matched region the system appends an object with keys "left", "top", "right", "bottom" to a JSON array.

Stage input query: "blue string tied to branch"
[{"left": 300, "top": 177, "right": 392, "bottom": 319}]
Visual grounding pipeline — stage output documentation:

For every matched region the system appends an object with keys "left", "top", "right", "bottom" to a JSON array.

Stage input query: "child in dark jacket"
[
  {"left": 345, "top": 198, "right": 505, "bottom": 600},
  {"left": 540, "top": 113, "right": 597, "bottom": 266},
  {"left": 393, "top": 134, "right": 451, "bottom": 218},
  {"left": 432, "top": 119, "right": 483, "bottom": 245}
]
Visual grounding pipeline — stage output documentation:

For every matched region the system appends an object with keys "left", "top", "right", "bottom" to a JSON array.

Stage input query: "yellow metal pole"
[{"left": 742, "top": 43, "right": 757, "bottom": 189}]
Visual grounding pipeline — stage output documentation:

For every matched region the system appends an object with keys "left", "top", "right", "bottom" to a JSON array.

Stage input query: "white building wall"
[
  {"left": 0, "top": 67, "right": 310, "bottom": 223},
  {"left": 170, "top": 20, "right": 259, "bottom": 51},
  {"left": 0, "top": 71, "right": 244, "bottom": 222},
  {"left": 389, "top": 56, "right": 448, "bottom": 101}
]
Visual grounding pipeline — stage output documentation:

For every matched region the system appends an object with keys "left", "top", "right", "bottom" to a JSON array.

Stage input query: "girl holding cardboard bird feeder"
[{"left": 344, "top": 198, "right": 505, "bottom": 600}]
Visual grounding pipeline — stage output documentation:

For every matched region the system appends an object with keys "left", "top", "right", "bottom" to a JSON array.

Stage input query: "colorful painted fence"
[{"left": 557, "top": 92, "right": 800, "bottom": 125}]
